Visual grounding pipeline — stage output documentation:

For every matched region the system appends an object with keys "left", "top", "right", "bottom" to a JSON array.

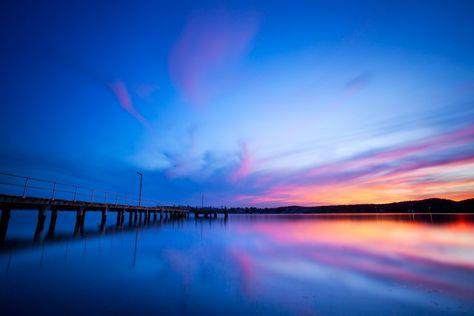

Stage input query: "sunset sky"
[{"left": 1, "top": 1, "right": 473, "bottom": 206}]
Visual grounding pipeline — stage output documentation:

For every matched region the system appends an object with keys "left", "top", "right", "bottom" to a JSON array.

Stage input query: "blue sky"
[{"left": 1, "top": 0, "right": 473, "bottom": 206}]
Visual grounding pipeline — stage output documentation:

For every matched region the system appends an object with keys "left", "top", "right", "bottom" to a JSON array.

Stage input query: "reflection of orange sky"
[
  {"left": 230, "top": 216, "right": 474, "bottom": 301},
  {"left": 238, "top": 218, "right": 474, "bottom": 269}
]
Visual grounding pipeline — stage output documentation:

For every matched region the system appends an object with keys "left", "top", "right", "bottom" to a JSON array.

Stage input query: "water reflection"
[{"left": 1, "top": 213, "right": 473, "bottom": 315}]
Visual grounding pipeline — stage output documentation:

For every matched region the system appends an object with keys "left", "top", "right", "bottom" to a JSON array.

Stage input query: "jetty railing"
[{"left": 0, "top": 172, "right": 161, "bottom": 207}]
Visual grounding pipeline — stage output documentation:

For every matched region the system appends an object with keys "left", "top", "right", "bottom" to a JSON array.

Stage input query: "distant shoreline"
[{"left": 223, "top": 198, "right": 474, "bottom": 214}]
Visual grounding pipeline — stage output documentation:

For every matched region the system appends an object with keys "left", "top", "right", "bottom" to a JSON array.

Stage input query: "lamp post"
[{"left": 137, "top": 172, "right": 143, "bottom": 207}]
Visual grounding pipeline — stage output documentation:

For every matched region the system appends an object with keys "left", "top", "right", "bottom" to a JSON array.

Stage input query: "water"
[{"left": 1, "top": 212, "right": 474, "bottom": 315}]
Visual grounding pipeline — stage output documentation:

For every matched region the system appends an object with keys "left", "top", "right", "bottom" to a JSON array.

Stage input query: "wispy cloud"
[
  {"left": 345, "top": 71, "right": 372, "bottom": 92},
  {"left": 169, "top": 9, "right": 259, "bottom": 106},
  {"left": 45, "top": 47, "right": 152, "bottom": 129},
  {"left": 233, "top": 123, "right": 474, "bottom": 206},
  {"left": 230, "top": 142, "right": 253, "bottom": 182},
  {"left": 110, "top": 80, "right": 151, "bottom": 130}
]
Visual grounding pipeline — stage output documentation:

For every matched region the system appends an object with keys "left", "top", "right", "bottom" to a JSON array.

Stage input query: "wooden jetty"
[
  {"left": 0, "top": 172, "right": 232, "bottom": 245},
  {"left": 193, "top": 209, "right": 229, "bottom": 220},
  {"left": 0, "top": 194, "right": 189, "bottom": 243}
]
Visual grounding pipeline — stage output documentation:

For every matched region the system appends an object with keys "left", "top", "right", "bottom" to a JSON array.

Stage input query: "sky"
[{"left": 0, "top": 0, "right": 473, "bottom": 207}]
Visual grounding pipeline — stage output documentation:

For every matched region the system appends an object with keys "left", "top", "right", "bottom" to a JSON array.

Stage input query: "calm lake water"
[{"left": 1, "top": 212, "right": 474, "bottom": 315}]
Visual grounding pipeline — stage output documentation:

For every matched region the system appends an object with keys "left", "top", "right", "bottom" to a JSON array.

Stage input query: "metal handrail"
[{"left": 0, "top": 171, "right": 163, "bottom": 207}]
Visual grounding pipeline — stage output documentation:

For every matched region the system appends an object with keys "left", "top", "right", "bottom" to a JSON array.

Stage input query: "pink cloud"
[
  {"left": 134, "top": 83, "right": 160, "bottom": 100},
  {"left": 169, "top": 10, "right": 259, "bottom": 106},
  {"left": 233, "top": 124, "right": 474, "bottom": 206},
  {"left": 230, "top": 143, "right": 253, "bottom": 182},
  {"left": 109, "top": 80, "right": 151, "bottom": 129}
]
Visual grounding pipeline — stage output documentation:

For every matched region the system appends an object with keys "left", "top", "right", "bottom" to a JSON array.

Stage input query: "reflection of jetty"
[
  {"left": 0, "top": 194, "right": 189, "bottom": 244},
  {"left": 0, "top": 210, "right": 198, "bottom": 254}
]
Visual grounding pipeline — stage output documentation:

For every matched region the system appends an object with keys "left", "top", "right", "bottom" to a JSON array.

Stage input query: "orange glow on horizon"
[{"left": 239, "top": 158, "right": 474, "bottom": 206}]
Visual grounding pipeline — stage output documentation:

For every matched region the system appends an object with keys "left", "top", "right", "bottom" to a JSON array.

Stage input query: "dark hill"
[{"left": 228, "top": 198, "right": 474, "bottom": 214}]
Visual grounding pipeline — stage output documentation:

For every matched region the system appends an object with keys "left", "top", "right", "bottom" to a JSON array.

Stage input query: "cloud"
[
  {"left": 233, "top": 123, "right": 474, "bottom": 206},
  {"left": 44, "top": 46, "right": 152, "bottom": 129},
  {"left": 110, "top": 80, "right": 151, "bottom": 129},
  {"left": 230, "top": 142, "right": 253, "bottom": 182},
  {"left": 133, "top": 83, "right": 160, "bottom": 101},
  {"left": 169, "top": 9, "right": 259, "bottom": 106},
  {"left": 345, "top": 71, "right": 372, "bottom": 92}
]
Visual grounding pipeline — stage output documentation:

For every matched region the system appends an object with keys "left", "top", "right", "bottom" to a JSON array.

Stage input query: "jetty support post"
[
  {"left": 121, "top": 209, "right": 125, "bottom": 226},
  {"left": 100, "top": 208, "right": 108, "bottom": 232},
  {"left": 34, "top": 207, "right": 47, "bottom": 241},
  {"left": 133, "top": 210, "right": 138, "bottom": 224},
  {"left": 74, "top": 207, "right": 85, "bottom": 236},
  {"left": 116, "top": 210, "right": 122, "bottom": 227},
  {"left": 128, "top": 210, "right": 133, "bottom": 226},
  {"left": 81, "top": 208, "right": 87, "bottom": 233},
  {"left": 47, "top": 207, "right": 58, "bottom": 239},
  {"left": 0, "top": 208, "right": 11, "bottom": 244}
]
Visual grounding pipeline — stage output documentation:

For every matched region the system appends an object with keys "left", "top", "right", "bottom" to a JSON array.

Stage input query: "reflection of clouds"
[
  {"left": 231, "top": 218, "right": 474, "bottom": 301},
  {"left": 162, "top": 249, "right": 197, "bottom": 287},
  {"left": 228, "top": 246, "right": 254, "bottom": 296}
]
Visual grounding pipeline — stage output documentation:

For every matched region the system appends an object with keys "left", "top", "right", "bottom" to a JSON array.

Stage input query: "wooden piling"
[
  {"left": 120, "top": 210, "right": 125, "bottom": 226},
  {"left": 81, "top": 209, "right": 86, "bottom": 230},
  {"left": 74, "top": 208, "right": 85, "bottom": 236},
  {"left": 34, "top": 207, "right": 47, "bottom": 240},
  {"left": 47, "top": 208, "right": 58, "bottom": 238},
  {"left": 128, "top": 210, "right": 133, "bottom": 226},
  {"left": 100, "top": 208, "right": 107, "bottom": 231},
  {"left": 0, "top": 208, "right": 11, "bottom": 244},
  {"left": 116, "top": 210, "right": 122, "bottom": 227}
]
